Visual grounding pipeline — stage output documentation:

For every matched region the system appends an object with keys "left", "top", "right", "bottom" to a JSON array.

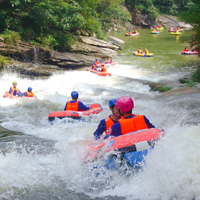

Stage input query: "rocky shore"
[{"left": 0, "top": 35, "right": 123, "bottom": 77}]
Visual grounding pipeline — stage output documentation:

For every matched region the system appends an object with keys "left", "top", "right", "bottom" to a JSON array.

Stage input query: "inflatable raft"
[
  {"left": 84, "top": 128, "right": 164, "bottom": 167},
  {"left": 48, "top": 103, "right": 103, "bottom": 121},
  {"left": 171, "top": 31, "right": 181, "bottom": 36},
  {"left": 87, "top": 68, "right": 111, "bottom": 77},
  {"left": 133, "top": 52, "right": 153, "bottom": 57},
  {"left": 181, "top": 50, "right": 198, "bottom": 55},
  {"left": 125, "top": 32, "right": 140, "bottom": 36},
  {"left": 151, "top": 31, "right": 160, "bottom": 34},
  {"left": 3, "top": 91, "right": 34, "bottom": 99}
]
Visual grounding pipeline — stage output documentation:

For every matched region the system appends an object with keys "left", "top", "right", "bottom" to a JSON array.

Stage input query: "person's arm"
[
  {"left": 64, "top": 102, "right": 68, "bottom": 111},
  {"left": 13, "top": 89, "right": 17, "bottom": 96},
  {"left": 93, "top": 119, "right": 106, "bottom": 140},
  {"left": 9, "top": 87, "right": 12, "bottom": 94},
  {"left": 16, "top": 91, "right": 23, "bottom": 97},
  {"left": 110, "top": 123, "right": 122, "bottom": 137},
  {"left": 78, "top": 102, "right": 90, "bottom": 111},
  {"left": 23, "top": 92, "right": 28, "bottom": 97},
  {"left": 144, "top": 116, "right": 155, "bottom": 128}
]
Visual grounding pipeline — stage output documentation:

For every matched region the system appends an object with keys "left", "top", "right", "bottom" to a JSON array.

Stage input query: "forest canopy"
[{"left": 0, "top": 0, "right": 197, "bottom": 50}]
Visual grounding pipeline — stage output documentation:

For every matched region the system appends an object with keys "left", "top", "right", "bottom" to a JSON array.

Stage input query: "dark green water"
[{"left": 111, "top": 29, "right": 198, "bottom": 72}]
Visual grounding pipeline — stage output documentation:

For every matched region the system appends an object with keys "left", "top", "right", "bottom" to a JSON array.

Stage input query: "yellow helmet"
[{"left": 13, "top": 81, "right": 17, "bottom": 84}]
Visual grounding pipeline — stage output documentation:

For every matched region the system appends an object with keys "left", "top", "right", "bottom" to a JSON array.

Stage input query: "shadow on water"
[{"left": 0, "top": 125, "right": 56, "bottom": 156}]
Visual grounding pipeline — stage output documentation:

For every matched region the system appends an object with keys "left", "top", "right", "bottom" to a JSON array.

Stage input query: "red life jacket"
[
  {"left": 26, "top": 91, "right": 34, "bottom": 97},
  {"left": 65, "top": 101, "right": 80, "bottom": 111},
  {"left": 119, "top": 115, "right": 148, "bottom": 135},
  {"left": 10, "top": 87, "right": 19, "bottom": 94}
]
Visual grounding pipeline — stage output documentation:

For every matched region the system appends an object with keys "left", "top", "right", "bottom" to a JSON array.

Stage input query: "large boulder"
[{"left": 0, "top": 36, "right": 120, "bottom": 68}]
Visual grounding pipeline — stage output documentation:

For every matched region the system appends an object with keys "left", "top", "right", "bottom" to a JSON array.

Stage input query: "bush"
[
  {"left": 1, "top": 30, "right": 21, "bottom": 49},
  {"left": 0, "top": 56, "right": 8, "bottom": 70},
  {"left": 192, "top": 65, "right": 200, "bottom": 83}
]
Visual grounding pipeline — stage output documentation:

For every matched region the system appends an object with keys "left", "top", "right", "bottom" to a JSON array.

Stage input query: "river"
[{"left": 0, "top": 29, "right": 200, "bottom": 200}]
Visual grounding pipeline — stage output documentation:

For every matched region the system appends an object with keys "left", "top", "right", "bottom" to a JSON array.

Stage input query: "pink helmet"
[{"left": 116, "top": 96, "right": 134, "bottom": 112}]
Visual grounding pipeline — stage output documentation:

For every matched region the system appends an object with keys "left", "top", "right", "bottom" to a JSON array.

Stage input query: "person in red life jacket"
[
  {"left": 105, "top": 96, "right": 155, "bottom": 138},
  {"left": 64, "top": 91, "right": 90, "bottom": 111},
  {"left": 9, "top": 81, "right": 22, "bottom": 96},
  {"left": 93, "top": 98, "right": 122, "bottom": 140},
  {"left": 183, "top": 47, "right": 188, "bottom": 51},
  {"left": 100, "top": 64, "right": 106, "bottom": 72},
  {"left": 22, "top": 87, "right": 34, "bottom": 97}
]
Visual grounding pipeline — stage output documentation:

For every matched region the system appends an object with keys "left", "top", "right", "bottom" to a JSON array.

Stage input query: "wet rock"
[
  {"left": 108, "top": 36, "right": 125, "bottom": 45},
  {"left": 157, "top": 15, "right": 193, "bottom": 28},
  {"left": 6, "top": 62, "right": 63, "bottom": 78},
  {"left": 155, "top": 86, "right": 200, "bottom": 99},
  {"left": 0, "top": 36, "right": 120, "bottom": 69}
]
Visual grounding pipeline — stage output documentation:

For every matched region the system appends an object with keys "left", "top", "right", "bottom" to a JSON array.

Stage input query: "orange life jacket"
[
  {"left": 92, "top": 64, "right": 97, "bottom": 70},
  {"left": 106, "top": 59, "right": 111, "bottom": 64},
  {"left": 65, "top": 101, "right": 80, "bottom": 111},
  {"left": 105, "top": 116, "right": 115, "bottom": 134},
  {"left": 119, "top": 115, "right": 148, "bottom": 135},
  {"left": 26, "top": 91, "right": 34, "bottom": 97},
  {"left": 96, "top": 60, "right": 101, "bottom": 64},
  {"left": 101, "top": 67, "right": 106, "bottom": 72},
  {"left": 10, "top": 87, "right": 19, "bottom": 94}
]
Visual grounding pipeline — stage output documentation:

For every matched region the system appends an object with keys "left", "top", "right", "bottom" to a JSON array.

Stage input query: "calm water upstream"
[{"left": 0, "top": 29, "right": 200, "bottom": 200}]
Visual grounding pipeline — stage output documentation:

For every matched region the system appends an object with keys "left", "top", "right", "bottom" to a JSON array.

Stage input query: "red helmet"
[
  {"left": 101, "top": 64, "right": 105, "bottom": 67},
  {"left": 116, "top": 96, "right": 134, "bottom": 112}
]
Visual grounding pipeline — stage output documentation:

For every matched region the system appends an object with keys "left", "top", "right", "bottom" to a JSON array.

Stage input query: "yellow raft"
[{"left": 133, "top": 52, "right": 153, "bottom": 57}]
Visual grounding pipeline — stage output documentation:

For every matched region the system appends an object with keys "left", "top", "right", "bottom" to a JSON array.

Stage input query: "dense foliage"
[
  {"left": 0, "top": 0, "right": 130, "bottom": 50},
  {"left": 178, "top": 0, "right": 200, "bottom": 82}
]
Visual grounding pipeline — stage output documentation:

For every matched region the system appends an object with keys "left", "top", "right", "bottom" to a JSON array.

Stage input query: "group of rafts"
[
  {"left": 129, "top": 25, "right": 198, "bottom": 57},
  {"left": 86, "top": 58, "right": 115, "bottom": 77},
  {"left": 3, "top": 85, "right": 164, "bottom": 169},
  {"left": 48, "top": 96, "right": 164, "bottom": 169}
]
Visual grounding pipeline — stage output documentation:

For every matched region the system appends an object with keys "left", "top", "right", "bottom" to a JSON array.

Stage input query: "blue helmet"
[
  {"left": 71, "top": 91, "right": 79, "bottom": 99},
  {"left": 95, "top": 59, "right": 98, "bottom": 61},
  {"left": 28, "top": 87, "right": 32, "bottom": 92},
  {"left": 109, "top": 98, "right": 118, "bottom": 108}
]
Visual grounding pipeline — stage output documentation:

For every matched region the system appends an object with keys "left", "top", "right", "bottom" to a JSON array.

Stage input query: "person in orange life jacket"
[
  {"left": 93, "top": 98, "right": 122, "bottom": 140},
  {"left": 22, "top": 87, "right": 34, "bottom": 97},
  {"left": 9, "top": 81, "right": 22, "bottom": 96},
  {"left": 91, "top": 63, "right": 97, "bottom": 70},
  {"left": 104, "top": 96, "right": 155, "bottom": 138},
  {"left": 100, "top": 64, "right": 106, "bottom": 72},
  {"left": 105, "top": 57, "right": 112, "bottom": 64},
  {"left": 138, "top": 47, "right": 142, "bottom": 54},
  {"left": 64, "top": 91, "right": 90, "bottom": 111},
  {"left": 91, "top": 59, "right": 100, "bottom": 70},
  {"left": 128, "top": 30, "right": 131, "bottom": 35}
]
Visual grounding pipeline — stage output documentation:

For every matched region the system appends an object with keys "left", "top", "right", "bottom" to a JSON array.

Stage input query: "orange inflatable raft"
[
  {"left": 3, "top": 91, "right": 34, "bottom": 99},
  {"left": 48, "top": 103, "right": 103, "bottom": 121},
  {"left": 87, "top": 68, "right": 111, "bottom": 77},
  {"left": 84, "top": 128, "right": 164, "bottom": 167}
]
